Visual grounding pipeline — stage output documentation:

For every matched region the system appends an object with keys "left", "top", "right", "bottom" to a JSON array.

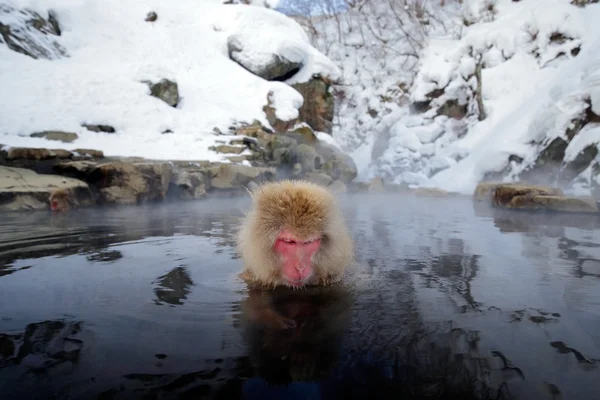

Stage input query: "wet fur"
[
  {"left": 237, "top": 180, "right": 354, "bottom": 288},
  {"left": 49, "top": 189, "right": 77, "bottom": 212}
]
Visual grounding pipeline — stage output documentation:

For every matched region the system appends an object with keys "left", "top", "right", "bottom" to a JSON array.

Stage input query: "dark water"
[{"left": 1, "top": 194, "right": 600, "bottom": 400}]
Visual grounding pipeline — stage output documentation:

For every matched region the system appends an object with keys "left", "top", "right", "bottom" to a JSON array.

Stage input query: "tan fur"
[
  {"left": 237, "top": 180, "right": 354, "bottom": 288},
  {"left": 49, "top": 189, "right": 76, "bottom": 212}
]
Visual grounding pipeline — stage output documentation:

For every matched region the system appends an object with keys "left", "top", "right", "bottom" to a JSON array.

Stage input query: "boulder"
[
  {"left": 5, "top": 147, "right": 73, "bottom": 161},
  {"left": 473, "top": 181, "right": 505, "bottom": 201},
  {"left": 0, "top": 166, "right": 92, "bottom": 211},
  {"left": 304, "top": 172, "right": 333, "bottom": 187},
  {"left": 316, "top": 143, "right": 358, "bottom": 183},
  {"left": 82, "top": 124, "right": 116, "bottom": 133},
  {"left": 227, "top": 36, "right": 301, "bottom": 81},
  {"left": 148, "top": 79, "right": 179, "bottom": 108},
  {"left": 263, "top": 91, "right": 298, "bottom": 133},
  {"left": 292, "top": 76, "right": 335, "bottom": 134},
  {"left": 503, "top": 195, "right": 599, "bottom": 213},
  {"left": 209, "top": 164, "right": 276, "bottom": 189},
  {"left": 287, "top": 123, "right": 318, "bottom": 145},
  {"left": 0, "top": 5, "right": 67, "bottom": 59},
  {"left": 292, "top": 144, "right": 321, "bottom": 173},
  {"left": 53, "top": 161, "right": 172, "bottom": 205},
  {"left": 489, "top": 183, "right": 564, "bottom": 208},
  {"left": 170, "top": 169, "right": 208, "bottom": 200},
  {"left": 30, "top": 131, "right": 78, "bottom": 143},
  {"left": 145, "top": 11, "right": 158, "bottom": 22}
]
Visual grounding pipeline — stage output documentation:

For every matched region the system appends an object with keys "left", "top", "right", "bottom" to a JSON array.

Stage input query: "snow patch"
[{"left": 0, "top": 0, "right": 337, "bottom": 162}]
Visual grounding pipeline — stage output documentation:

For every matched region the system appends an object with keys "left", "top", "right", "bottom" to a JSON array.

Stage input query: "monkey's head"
[
  {"left": 49, "top": 189, "right": 73, "bottom": 212},
  {"left": 238, "top": 180, "right": 343, "bottom": 288}
]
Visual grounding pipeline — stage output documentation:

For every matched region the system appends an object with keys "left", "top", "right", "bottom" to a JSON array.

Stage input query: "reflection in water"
[
  {"left": 153, "top": 267, "right": 195, "bottom": 306},
  {"left": 0, "top": 195, "right": 600, "bottom": 399}
]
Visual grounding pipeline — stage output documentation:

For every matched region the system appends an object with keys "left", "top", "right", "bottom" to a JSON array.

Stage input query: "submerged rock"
[{"left": 0, "top": 166, "right": 92, "bottom": 211}]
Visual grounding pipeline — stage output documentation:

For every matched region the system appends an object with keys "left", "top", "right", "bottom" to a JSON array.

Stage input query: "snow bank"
[
  {"left": 0, "top": 0, "right": 338, "bottom": 161},
  {"left": 309, "top": 0, "right": 600, "bottom": 192}
]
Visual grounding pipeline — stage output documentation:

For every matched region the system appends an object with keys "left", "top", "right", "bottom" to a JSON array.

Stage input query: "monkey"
[
  {"left": 48, "top": 188, "right": 77, "bottom": 212},
  {"left": 237, "top": 179, "right": 354, "bottom": 289}
]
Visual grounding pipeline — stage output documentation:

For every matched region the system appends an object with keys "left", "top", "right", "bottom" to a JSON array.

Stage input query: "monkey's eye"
[{"left": 281, "top": 239, "right": 296, "bottom": 244}]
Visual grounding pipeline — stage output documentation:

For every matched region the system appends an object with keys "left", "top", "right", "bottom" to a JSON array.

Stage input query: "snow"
[
  {"left": 0, "top": 0, "right": 338, "bottom": 162},
  {"left": 307, "top": 0, "right": 600, "bottom": 193}
]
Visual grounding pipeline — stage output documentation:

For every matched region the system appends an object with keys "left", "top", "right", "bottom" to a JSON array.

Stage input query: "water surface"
[{"left": 1, "top": 194, "right": 599, "bottom": 399}]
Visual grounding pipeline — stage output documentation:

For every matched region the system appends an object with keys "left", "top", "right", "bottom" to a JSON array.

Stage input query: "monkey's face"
[
  {"left": 49, "top": 196, "right": 70, "bottom": 212},
  {"left": 273, "top": 229, "right": 321, "bottom": 287}
]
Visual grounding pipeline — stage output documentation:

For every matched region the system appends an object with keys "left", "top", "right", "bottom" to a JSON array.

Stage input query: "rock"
[
  {"left": 368, "top": 177, "right": 385, "bottom": 192},
  {"left": 170, "top": 169, "right": 208, "bottom": 200},
  {"left": 304, "top": 172, "right": 333, "bottom": 187},
  {"left": 234, "top": 121, "right": 274, "bottom": 142},
  {"left": 210, "top": 144, "right": 245, "bottom": 154},
  {"left": 53, "top": 161, "right": 172, "bottom": 205},
  {"left": 292, "top": 144, "right": 322, "bottom": 173},
  {"left": 317, "top": 143, "right": 358, "bottom": 183},
  {"left": 227, "top": 36, "right": 302, "bottom": 81},
  {"left": 413, "top": 187, "right": 450, "bottom": 197},
  {"left": 489, "top": 183, "right": 564, "bottom": 208},
  {"left": 473, "top": 181, "right": 505, "bottom": 201},
  {"left": 148, "top": 79, "right": 179, "bottom": 107},
  {"left": 287, "top": 123, "right": 318, "bottom": 145},
  {"left": 263, "top": 91, "right": 298, "bottom": 133},
  {"left": 267, "top": 134, "right": 298, "bottom": 154},
  {"left": 292, "top": 77, "right": 335, "bottom": 134},
  {"left": 5, "top": 147, "right": 73, "bottom": 161},
  {"left": 504, "top": 195, "right": 599, "bottom": 213},
  {"left": 73, "top": 149, "right": 104, "bottom": 158},
  {"left": 145, "top": 11, "right": 158, "bottom": 22},
  {"left": 437, "top": 99, "right": 468, "bottom": 120},
  {"left": 82, "top": 124, "right": 116, "bottom": 133},
  {"left": 272, "top": 147, "right": 291, "bottom": 164},
  {"left": 0, "top": 166, "right": 92, "bottom": 211},
  {"left": 30, "top": 131, "right": 78, "bottom": 143},
  {"left": 0, "top": 5, "right": 67, "bottom": 59},
  {"left": 329, "top": 180, "right": 347, "bottom": 193},
  {"left": 209, "top": 164, "right": 276, "bottom": 189}
]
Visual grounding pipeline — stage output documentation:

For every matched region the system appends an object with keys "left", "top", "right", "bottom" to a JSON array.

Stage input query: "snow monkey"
[
  {"left": 237, "top": 180, "right": 354, "bottom": 289},
  {"left": 49, "top": 189, "right": 76, "bottom": 212}
]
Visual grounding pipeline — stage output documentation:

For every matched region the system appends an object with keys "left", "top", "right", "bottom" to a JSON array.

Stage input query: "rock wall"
[{"left": 0, "top": 121, "right": 357, "bottom": 211}]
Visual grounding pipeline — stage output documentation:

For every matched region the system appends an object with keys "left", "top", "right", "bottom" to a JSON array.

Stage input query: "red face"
[
  {"left": 50, "top": 200, "right": 59, "bottom": 211},
  {"left": 273, "top": 229, "right": 321, "bottom": 287}
]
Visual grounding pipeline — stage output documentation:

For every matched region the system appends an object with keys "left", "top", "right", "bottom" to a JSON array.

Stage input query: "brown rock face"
[
  {"left": 53, "top": 161, "right": 172, "bottom": 205},
  {"left": 292, "top": 76, "right": 334, "bottom": 134},
  {"left": 490, "top": 183, "right": 564, "bottom": 208}
]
